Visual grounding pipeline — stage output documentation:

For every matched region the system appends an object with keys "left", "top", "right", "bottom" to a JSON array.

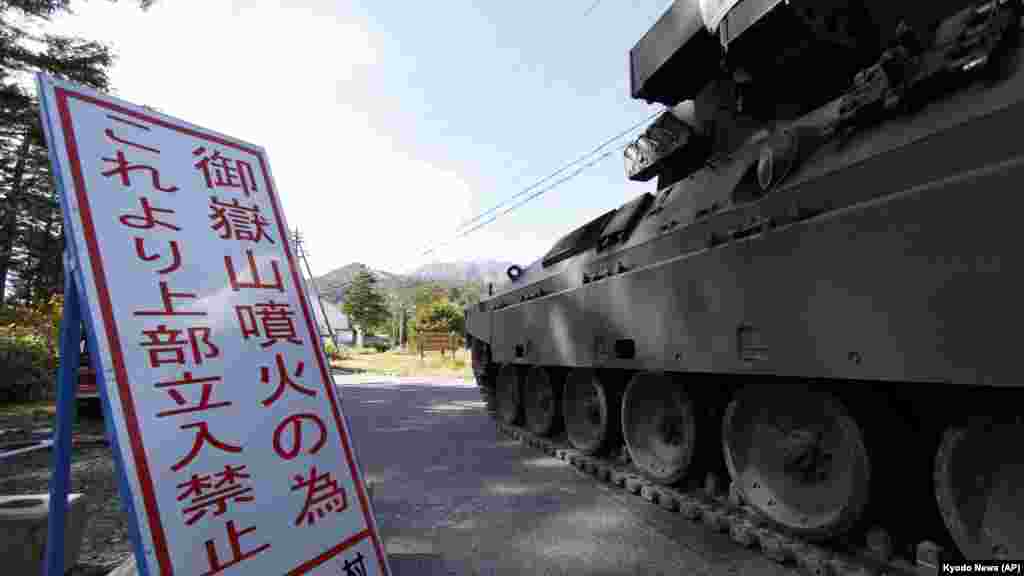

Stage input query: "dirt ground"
[{"left": 0, "top": 401, "right": 132, "bottom": 575}]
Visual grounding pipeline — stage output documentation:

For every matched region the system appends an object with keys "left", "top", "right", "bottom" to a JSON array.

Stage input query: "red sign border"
[{"left": 54, "top": 87, "right": 389, "bottom": 576}]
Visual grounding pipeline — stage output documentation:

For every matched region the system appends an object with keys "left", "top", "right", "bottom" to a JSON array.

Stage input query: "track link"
[{"left": 496, "top": 421, "right": 946, "bottom": 576}]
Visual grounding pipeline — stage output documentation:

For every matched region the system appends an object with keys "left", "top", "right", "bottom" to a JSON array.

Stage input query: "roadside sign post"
[
  {"left": 44, "top": 255, "right": 81, "bottom": 576},
  {"left": 37, "top": 74, "right": 391, "bottom": 576},
  {"left": 417, "top": 331, "right": 460, "bottom": 359}
]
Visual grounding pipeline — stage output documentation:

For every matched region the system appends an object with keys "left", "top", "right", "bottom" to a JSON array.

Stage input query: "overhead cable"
[
  {"left": 583, "top": 0, "right": 604, "bottom": 17},
  {"left": 420, "top": 141, "right": 631, "bottom": 257},
  {"left": 452, "top": 108, "right": 662, "bottom": 233}
]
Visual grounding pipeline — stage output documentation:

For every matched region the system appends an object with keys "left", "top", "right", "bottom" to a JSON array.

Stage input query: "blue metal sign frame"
[{"left": 37, "top": 74, "right": 151, "bottom": 576}]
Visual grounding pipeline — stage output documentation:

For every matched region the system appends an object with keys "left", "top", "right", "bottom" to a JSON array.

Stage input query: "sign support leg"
[{"left": 44, "top": 261, "right": 82, "bottom": 576}]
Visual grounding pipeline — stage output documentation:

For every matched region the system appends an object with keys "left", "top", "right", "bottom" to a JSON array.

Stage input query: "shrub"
[
  {"left": 0, "top": 296, "right": 63, "bottom": 401},
  {"left": 324, "top": 340, "right": 340, "bottom": 360},
  {"left": 0, "top": 294, "right": 62, "bottom": 357},
  {"left": 323, "top": 341, "right": 353, "bottom": 361},
  {"left": 0, "top": 334, "right": 57, "bottom": 402}
]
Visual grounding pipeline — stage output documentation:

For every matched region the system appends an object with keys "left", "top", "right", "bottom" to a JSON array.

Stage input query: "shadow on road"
[{"left": 337, "top": 378, "right": 796, "bottom": 576}]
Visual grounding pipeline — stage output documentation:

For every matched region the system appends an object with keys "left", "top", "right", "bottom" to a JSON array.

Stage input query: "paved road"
[{"left": 335, "top": 373, "right": 799, "bottom": 576}]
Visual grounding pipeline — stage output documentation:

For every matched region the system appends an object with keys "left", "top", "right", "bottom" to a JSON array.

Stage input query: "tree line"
[
  {"left": 0, "top": 0, "right": 154, "bottom": 305},
  {"left": 340, "top": 269, "right": 481, "bottom": 349}
]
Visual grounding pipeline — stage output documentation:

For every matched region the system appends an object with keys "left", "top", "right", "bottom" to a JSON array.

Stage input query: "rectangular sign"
[{"left": 36, "top": 74, "right": 390, "bottom": 576}]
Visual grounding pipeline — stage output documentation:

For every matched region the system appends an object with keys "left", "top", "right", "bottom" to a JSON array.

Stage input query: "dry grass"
[{"left": 330, "top": 348, "right": 473, "bottom": 379}]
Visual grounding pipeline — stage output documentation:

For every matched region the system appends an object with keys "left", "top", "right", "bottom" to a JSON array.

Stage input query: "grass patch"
[{"left": 331, "top": 349, "right": 473, "bottom": 379}]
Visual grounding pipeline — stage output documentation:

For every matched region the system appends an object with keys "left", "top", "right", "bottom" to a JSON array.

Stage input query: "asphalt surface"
[{"left": 335, "top": 373, "right": 800, "bottom": 576}]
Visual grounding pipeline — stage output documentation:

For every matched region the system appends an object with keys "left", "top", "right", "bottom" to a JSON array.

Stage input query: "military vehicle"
[{"left": 464, "top": 0, "right": 1024, "bottom": 565}]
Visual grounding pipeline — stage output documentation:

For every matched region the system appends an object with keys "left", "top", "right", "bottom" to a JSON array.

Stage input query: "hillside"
[
  {"left": 312, "top": 263, "right": 407, "bottom": 303},
  {"left": 312, "top": 260, "right": 515, "bottom": 304}
]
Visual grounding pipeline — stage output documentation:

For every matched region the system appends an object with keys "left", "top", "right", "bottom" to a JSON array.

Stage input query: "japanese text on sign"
[{"left": 37, "top": 75, "right": 389, "bottom": 576}]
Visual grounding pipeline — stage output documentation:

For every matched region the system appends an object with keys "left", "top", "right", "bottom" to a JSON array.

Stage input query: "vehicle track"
[{"left": 492, "top": 417, "right": 949, "bottom": 576}]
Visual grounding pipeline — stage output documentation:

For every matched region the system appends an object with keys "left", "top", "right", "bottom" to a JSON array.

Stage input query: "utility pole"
[
  {"left": 399, "top": 307, "right": 406, "bottom": 351},
  {"left": 394, "top": 279, "right": 409, "bottom": 351},
  {"left": 291, "top": 228, "right": 337, "bottom": 347}
]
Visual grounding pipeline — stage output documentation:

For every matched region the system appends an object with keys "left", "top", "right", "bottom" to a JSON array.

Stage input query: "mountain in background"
[
  {"left": 312, "top": 263, "right": 407, "bottom": 303},
  {"left": 312, "top": 260, "right": 515, "bottom": 304},
  {"left": 407, "top": 260, "right": 515, "bottom": 287}
]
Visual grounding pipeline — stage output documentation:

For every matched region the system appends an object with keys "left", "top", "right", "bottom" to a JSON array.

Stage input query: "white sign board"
[{"left": 36, "top": 74, "right": 390, "bottom": 576}]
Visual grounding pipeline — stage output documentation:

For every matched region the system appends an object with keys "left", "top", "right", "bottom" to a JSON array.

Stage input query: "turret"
[{"left": 625, "top": 0, "right": 989, "bottom": 189}]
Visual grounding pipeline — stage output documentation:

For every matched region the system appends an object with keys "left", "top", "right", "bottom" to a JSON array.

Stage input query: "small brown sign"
[{"left": 416, "top": 331, "right": 462, "bottom": 359}]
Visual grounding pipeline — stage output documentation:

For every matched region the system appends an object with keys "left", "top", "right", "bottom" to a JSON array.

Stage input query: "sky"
[{"left": 45, "top": 0, "right": 674, "bottom": 276}]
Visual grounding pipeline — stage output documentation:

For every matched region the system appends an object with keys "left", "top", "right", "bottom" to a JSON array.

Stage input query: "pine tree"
[
  {"left": 0, "top": 0, "right": 155, "bottom": 303},
  {"left": 341, "top": 270, "right": 390, "bottom": 348}
]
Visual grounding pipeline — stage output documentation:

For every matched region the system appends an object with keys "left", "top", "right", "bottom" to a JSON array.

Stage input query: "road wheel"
[
  {"left": 935, "top": 420, "right": 1024, "bottom": 561},
  {"left": 523, "top": 367, "right": 562, "bottom": 437},
  {"left": 478, "top": 382, "right": 498, "bottom": 417},
  {"left": 622, "top": 372, "right": 696, "bottom": 485},
  {"left": 471, "top": 338, "right": 493, "bottom": 384},
  {"left": 722, "top": 383, "right": 870, "bottom": 540},
  {"left": 495, "top": 364, "right": 523, "bottom": 425},
  {"left": 564, "top": 369, "right": 619, "bottom": 455},
  {"left": 473, "top": 355, "right": 497, "bottom": 417}
]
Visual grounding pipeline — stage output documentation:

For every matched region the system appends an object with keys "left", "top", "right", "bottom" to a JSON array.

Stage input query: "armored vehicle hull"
[{"left": 467, "top": 0, "right": 1024, "bottom": 565}]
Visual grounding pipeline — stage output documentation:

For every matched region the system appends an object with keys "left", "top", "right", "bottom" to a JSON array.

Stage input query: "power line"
[
  {"left": 583, "top": 0, "right": 604, "bottom": 17},
  {"left": 453, "top": 110, "right": 659, "bottom": 232},
  {"left": 420, "top": 141, "right": 631, "bottom": 258},
  {"left": 453, "top": 109, "right": 662, "bottom": 233}
]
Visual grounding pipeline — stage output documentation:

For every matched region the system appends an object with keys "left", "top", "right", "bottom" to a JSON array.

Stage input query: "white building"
[{"left": 306, "top": 289, "right": 355, "bottom": 348}]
